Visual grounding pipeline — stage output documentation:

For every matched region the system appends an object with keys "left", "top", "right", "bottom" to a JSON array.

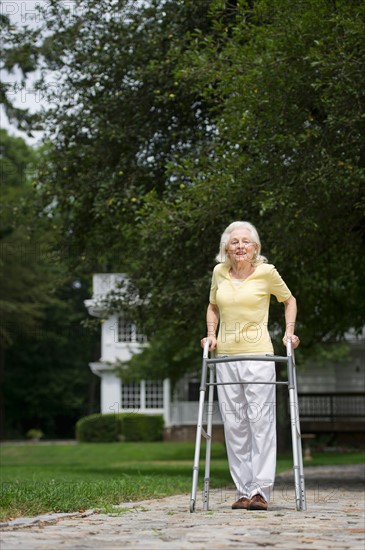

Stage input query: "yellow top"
[{"left": 209, "top": 263, "right": 291, "bottom": 355}]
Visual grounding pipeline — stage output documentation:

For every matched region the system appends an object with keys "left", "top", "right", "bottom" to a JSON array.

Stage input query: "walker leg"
[
  {"left": 190, "top": 353, "right": 209, "bottom": 513},
  {"left": 203, "top": 366, "right": 215, "bottom": 511},
  {"left": 292, "top": 365, "right": 306, "bottom": 511},
  {"left": 287, "top": 346, "right": 307, "bottom": 511}
]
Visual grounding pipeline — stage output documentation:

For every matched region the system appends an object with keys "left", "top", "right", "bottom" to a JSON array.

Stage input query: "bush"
[
  {"left": 76, "top": 413, "right": 120, "bottom": 443},
  {"left": 26, "top": 429, "right": 44, "bottom": 441},
  {"left": 122, "top": 414, "right": 164, "bottom": 442},
  {"left": 75, "top": 413, "right": 164, "bottom": 442}
]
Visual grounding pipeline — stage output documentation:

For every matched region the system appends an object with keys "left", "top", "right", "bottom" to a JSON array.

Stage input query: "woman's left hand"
[{"left": 283, "top": 334, "right": 300, "bottom": 349}]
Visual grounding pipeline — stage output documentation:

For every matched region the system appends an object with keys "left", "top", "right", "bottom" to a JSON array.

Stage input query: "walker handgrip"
[
  {"left": 286, "top": 336, "right": 292, "bottom": 353},
  {"left": 203, "top": 338, "right": 212, "bottom": 358},
  {"left": 286, "top": 337, "right": 295, "bottom": 364}
]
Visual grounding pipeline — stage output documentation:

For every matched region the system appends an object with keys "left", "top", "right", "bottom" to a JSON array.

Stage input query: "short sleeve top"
[{"left": 209, "top": 263, "right": 291, "bottom": 354}]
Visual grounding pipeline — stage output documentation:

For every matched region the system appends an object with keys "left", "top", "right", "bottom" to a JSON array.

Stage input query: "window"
[
  {"left": 121, "top": 382, "right": 141, "bottom": 409},
  {"left": 117, "top": 316, "right": 147, "bottom": 343},
  {"left": 121, "top": 380, "right": 165, "bottom": 410},
  {"left": 145, "top": 381, "right": 164, "bottom": 408}
]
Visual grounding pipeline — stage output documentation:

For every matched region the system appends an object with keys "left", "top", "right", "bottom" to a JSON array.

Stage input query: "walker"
[{"left": 190, "top": 338, "right": 306, "bottom": 512}]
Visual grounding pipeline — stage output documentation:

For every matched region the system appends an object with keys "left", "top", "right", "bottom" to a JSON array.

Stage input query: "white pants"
[{"left": 216, "top": 359, "right": 276, "bottom": 503}]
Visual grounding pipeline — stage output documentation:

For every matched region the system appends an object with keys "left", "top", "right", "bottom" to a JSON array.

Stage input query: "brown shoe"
[
  {"left": 232, "top": 497, "right": 250, "bottom": 510},
  {"left": 248, "top": 494, "right": 268, "bottom": 511}
]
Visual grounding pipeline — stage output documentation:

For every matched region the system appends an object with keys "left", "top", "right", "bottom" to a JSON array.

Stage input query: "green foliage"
[
  {"left": 0, "top": 13, "right": 41, "bottom": 132},
  {"left": 76, "top": 413, "right": 120, "bottom": 443},
  {"left": 4, "top": 0, "right": 365, "bottom": 385},
  {"left": 4, "top": 276, "right": 100, "bottom": 439},
  {"left": 76, "top": 413, "right": 164, "bottom": 443},
  {"left": 30, "top": 0, "right": 214, "bottom": 272},
  {"left": 25, "top": 428, "right": 44, "bottom": 440},
  {"left": 0, "top": 129, "right": 55, "bottom": 349},
  {"left": 122, "top": 414, "right": 164, "bottom": 442},
  {"left": 121, "top": 0, "right": 365, "bottom": 377},
  {"left": 0, "top": 130, "right": 99, "bottom": 439}
]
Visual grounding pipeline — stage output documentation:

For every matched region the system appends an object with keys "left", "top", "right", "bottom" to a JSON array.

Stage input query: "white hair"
[{"left": 215, "top": 221, "right": 268, "bottom": 266}]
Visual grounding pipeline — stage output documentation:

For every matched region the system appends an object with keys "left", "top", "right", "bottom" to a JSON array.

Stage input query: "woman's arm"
[{"left": 283, "top": 295, "right": 300, "bottom": 349}]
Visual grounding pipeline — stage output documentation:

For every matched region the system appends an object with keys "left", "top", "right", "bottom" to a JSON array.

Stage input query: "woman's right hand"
[{"left": 200, "top": 336, "right": 217, "bottom": 351}]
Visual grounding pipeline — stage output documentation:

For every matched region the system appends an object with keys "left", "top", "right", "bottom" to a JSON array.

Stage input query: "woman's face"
[{"left": 227, "top": 228, "right": 258, "bottom": 264}]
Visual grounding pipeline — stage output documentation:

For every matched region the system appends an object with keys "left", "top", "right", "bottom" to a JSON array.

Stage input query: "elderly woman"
[{"left": 201, "top": 221, "right": 300, "bottom": 511}]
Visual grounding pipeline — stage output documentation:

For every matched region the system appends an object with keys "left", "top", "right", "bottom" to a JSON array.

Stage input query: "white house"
[
  {"left": 85, "top": 274, "right": 365, "bottom": 441},
  {"left": 84, "top": 273, "right": 172, "bottom": 425},
  {"left": 84, "top": 273, "right": 223, "bottom": 439}
]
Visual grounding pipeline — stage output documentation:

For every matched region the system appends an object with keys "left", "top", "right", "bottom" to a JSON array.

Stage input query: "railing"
[
  {"left": 170, "top": 393, "right": 365, "bottom": 429},
  {"left": 170, "top": 401, "right": 223, "bottom": 426},
  {"left": 298, "top": 392, "right": 365, "bottom": 432},
  {"left": 298, "top": 392, "right": 365, "bottom": 421}
]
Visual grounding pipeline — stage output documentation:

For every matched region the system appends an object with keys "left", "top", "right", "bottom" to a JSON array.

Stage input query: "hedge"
[
  {"left": 122, "top": 414, "right": 164, "bottom": 442},
  {"left": 75, "top": 413, "right": 164, "bottom": 443}
]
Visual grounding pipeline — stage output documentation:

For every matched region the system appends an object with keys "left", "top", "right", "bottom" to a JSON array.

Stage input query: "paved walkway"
[{"left": 1, "top": 465, "right": 364, "bottom": 549}]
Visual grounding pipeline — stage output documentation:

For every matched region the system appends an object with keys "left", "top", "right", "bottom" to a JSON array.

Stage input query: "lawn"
[{"left": 1, "top": 441, "right": 364, "bottom": 520}]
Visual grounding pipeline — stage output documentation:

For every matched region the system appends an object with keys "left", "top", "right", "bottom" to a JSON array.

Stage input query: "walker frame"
[{"left": 190, "top": 338, "right": 306, "bottom": 512}]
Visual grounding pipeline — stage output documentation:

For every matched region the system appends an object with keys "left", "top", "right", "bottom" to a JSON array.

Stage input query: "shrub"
[
  {"left": 75, "top": 413, "right": 164, "bottom": 442},
  {"left": 76, "top": 413, "right": 120, "bottom": 443},
  {"left": 122, "top": 414, "right": 164, "bottom": 442},
  {"left": 26, "top": 429, "right": 44, "bottom": 441}
]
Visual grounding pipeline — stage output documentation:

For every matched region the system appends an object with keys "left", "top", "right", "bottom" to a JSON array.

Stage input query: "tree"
[
  {"left": 120, "top": 0, "right": 365, "bottom": 378},
  {"left": 31, "top": 0, "right": 215, "bottom": 271},
  {"left": 5, "top": 0, "right": 364, "bottom": 384},
  {"left": 0, "top": 130, "right": 99, "bottom": 438},
  {"left": 0, "top": 129, "right": 52, "bottom": 350},
  {"left": 0, "top": 9, "right": 41, "bottom": 134},
  {"left": 4, "top": 277, "right": 100, "bottom": 438}
]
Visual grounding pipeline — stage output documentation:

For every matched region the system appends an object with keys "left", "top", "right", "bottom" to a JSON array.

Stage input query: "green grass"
[{"left": 1, "top": 442, "right": 363, "bottom": 521}]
